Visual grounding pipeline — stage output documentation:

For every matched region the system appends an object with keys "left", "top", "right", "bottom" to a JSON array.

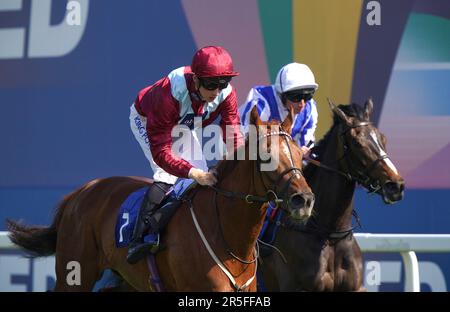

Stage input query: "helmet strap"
[
  {"left": 280, "top": 93, "right": 287, "bottom": 106},
  {"left": 193, "top": 75, "right": 205, "bottom": 102}
]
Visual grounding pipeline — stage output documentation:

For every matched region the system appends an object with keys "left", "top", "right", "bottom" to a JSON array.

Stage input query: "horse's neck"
[
  {"left": 216, "top": 160, "right": 267, "bottom": 258},
  {"left": 309, "top": 128, "right": 356, "bottom": 231}
]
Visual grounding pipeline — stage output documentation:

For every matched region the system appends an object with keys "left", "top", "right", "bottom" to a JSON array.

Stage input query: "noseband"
[
  {"left": 208, "top": 128, "right": 311, "bottom": 265},
  {"left": 339, "top": 122, "right": 391, "bottom": 193},
  {"left": 211, "top": 128, "right": 308, "bottom": 209},
  {"left": 307, "top": 121, "right": 391, "bottom": 194},
  {"left": 186, "top": 128, "right": 311, "bottom": 290},
  {"left": 258, "top": 129, "right": 311, "bottom": 211}
]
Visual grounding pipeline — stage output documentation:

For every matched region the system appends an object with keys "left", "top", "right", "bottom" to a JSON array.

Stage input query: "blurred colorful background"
[{"left": 1, "top": 0, "right": 449, "bottom": 291}]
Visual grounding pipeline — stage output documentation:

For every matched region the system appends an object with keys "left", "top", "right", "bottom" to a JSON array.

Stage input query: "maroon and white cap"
[{"left": 191, "top": 46, "right": 239, "bottom": 78}]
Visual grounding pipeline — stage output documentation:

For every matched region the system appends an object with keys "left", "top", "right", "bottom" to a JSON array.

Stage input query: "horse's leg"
[{"left": 109, "top": 258, "right": 153, "bottom": 291}]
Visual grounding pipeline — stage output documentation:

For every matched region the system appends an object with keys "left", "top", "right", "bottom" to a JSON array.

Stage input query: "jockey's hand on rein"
[
  {"left": 300, "top": 146, "right": 311, "bottom": 159},
  {"left": 188, "top": 168, "right": 217, "bottom": 186}
]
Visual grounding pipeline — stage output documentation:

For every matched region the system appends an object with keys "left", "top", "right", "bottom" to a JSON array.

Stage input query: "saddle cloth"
[
  {"left": 258, "top": 202, "right": 281, "bottom": 247},
  {"left": 114, "top": 179, "right": 196, "bottom": 247}
]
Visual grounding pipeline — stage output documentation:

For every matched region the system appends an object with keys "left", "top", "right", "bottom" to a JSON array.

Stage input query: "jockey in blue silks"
[
  {"left": 240, "top": 64, "right": 320, "bottom": 292},
  {"left": 239, "top": 63, "right": 319, "bottom": 157}
]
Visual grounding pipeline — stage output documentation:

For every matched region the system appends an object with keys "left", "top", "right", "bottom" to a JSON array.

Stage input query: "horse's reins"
[
  {"left": 304, "top": 157, "right": 352, "bottom": 181},
  {"left": 213, "top": 191, "right": 258, "bottom": 264},
  {"left": 267, "top": 122, "right": 368, "bottom": 243},
  {"left": 211, "top": 129, "right": 301, "bottom": 262},
  {"left": 189, "top": 129, "right": 305, "bottom": 291},
  {"left": 306, "top": 121, "right": 391, "bottom": 194},
  {"left": 304, "top": 122, "right": 370, "bottom": 182},
  {"left": 309, "top": 210, "right": 361, "bottom": 241},
  {"left": 210, "top": 128, "right": 306, "bottom": 210},
  {"left": 187, "top": 199, "right": 258, "bottom": 292},
  {"left": 291, "top": 120, "right": 392, "bottom": 241},
  {"left": 210, "top": 129, "right": 305, "bottom": 265},
  {"left": 339, "top": 122, "right": 391, "bottom": 193},
  {"left": 288, "top": 210, "right": 362, "bottom": 241},
  {"left": 257, "top": 130, "right": 311, "bottom": 213}
]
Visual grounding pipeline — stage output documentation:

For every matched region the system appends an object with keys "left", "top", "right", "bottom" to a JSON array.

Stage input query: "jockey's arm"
[
  {"left": 300, "top": 101, "right": 319, "bottom": 158},
  {"left": 148, "top": 114, "right": 215, "bottom": 186},
  {"left": 146, "top": 86, "right": 218, "bottom": 186},
  {"left": 146, "top": 90, "right": 193, "bottom": 178}
]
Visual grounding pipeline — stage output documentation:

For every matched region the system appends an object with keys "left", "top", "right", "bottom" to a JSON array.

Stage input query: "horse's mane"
[
  {"left": 305, "top": 103, "right": 365, "bottom": 177},
  {"left": 214, "top": 146, "right": 242, "bottom": 181},
  {"left": 311, "top": 103, "right": 365, "bottom": 157}
]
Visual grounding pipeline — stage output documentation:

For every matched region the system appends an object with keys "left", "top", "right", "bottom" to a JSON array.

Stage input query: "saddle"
[{"left": 115, "top": 178, "right": 197, "bottom": 248}]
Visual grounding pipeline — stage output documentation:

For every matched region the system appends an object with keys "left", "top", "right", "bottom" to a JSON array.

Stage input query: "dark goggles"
[
  {"left": 284, "top": 89, "right": 315, "bottom": 102},
  {"left": 199, "top": 77, "right": 232, "bottom": 90}
]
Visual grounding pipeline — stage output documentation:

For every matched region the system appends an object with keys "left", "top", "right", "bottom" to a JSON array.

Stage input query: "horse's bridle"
[
  {"left": 339, "top": 122, "right": 393, "bottom": 193},
  {"left": 263, "top": 122, "right": 389, "bottom": 245},
  {"left": 307, "top": 121, "right": 391, "bottom": 194},
  {"left": 210, "top": 127, "right": 311, "bottom": 264},
  {"left": 184, "top": 128, "right": 310, "bottom": 290},
  {"left": 211, "top": 127, "right": 310, "bottom": 210},
  {"left": 274, "top": 208, "right": 362, "bottom": 244},
  {"left": 256, "top": 128, "right": 313, "bottom": 212}
]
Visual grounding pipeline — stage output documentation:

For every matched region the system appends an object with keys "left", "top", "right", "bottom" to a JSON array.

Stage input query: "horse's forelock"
[
  {"left": 312, "top": 103, "right": 366, "bottom": 161},
  {"left": 334, "top": 103, "right": 366, "bottom": 123}
]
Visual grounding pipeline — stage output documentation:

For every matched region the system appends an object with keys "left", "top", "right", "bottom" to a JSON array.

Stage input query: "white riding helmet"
[{"left": 274, "top": 63, "right": 319, "bottom": 94}]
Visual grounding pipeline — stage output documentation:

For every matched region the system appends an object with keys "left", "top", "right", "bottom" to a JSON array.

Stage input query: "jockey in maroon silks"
[{"left": 127, "top": 46, "right": 244, "bottom": 263}]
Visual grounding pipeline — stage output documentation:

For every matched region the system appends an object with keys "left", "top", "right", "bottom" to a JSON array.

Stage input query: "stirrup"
[
  {"left": 144, "top": 233, "right": 160, "bottom": 254},
  {"left": 126, "top": 234, "right": 160, "bottom": 264}
]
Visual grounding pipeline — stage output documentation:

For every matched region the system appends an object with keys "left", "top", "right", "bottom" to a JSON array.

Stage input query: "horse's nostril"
[
  {"left": 289, "top": 194, "right": 306, "bottom": 209},
  {"left": 301, "top": 192, "right": 314, "bottom": 210},
  {"left": 385, "top": 181, "right": 404, "bottom": 194}
]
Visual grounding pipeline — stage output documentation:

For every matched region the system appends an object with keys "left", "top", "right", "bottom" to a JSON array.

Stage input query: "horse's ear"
[
  {"left": 250, "top": 105, "right": 262, "bottom": 126},
  {"left": 281, "top": 105, "right": 294, "bottom": 135},
  {"left": 364, "top": 97, "right": 374, "bottom": 121},
  {"left": 327, "top": 98, "right": 351, "bottom": 126}
]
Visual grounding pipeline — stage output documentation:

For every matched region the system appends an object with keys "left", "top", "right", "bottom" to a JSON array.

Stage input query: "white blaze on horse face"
[
  {"left": 281, "top": 140, "right": 301, "bottom": 178},
  {"left": 369, "top": 131, "right": 399, "bottom": 175},
  {"left": 281, "top": 140, "right": 294, "bottom": 167}
]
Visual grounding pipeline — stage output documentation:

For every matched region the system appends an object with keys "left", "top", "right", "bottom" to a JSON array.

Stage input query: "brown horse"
[
  {"left": 7, "top": 106, "right": 313, "bottom": 292},
  {"left": 258, "top": 98, "right": 405, "bottom": 291}
]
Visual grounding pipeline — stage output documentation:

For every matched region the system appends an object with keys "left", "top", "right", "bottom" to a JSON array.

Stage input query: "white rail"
[
  {"left": 2, "top": 232, "right": 450, "bottom": 292},
  {"left": 354, "top": 233, "right": 450, "bottom": 292},
  {"left": 0, "top": 231, "right": 14, "bottom": 249}
]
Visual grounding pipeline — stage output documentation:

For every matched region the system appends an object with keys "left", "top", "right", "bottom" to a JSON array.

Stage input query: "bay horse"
[
  {"left": 258, "top": 98, "right": 405, "bottom": 291},
  {"left": 7, "top": 106, "right": 314, "bottom": 292}
]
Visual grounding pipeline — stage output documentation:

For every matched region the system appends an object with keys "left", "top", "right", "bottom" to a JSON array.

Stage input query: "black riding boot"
[{"left": 126, "top": 182, "right": 171, "bottom": 264}]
